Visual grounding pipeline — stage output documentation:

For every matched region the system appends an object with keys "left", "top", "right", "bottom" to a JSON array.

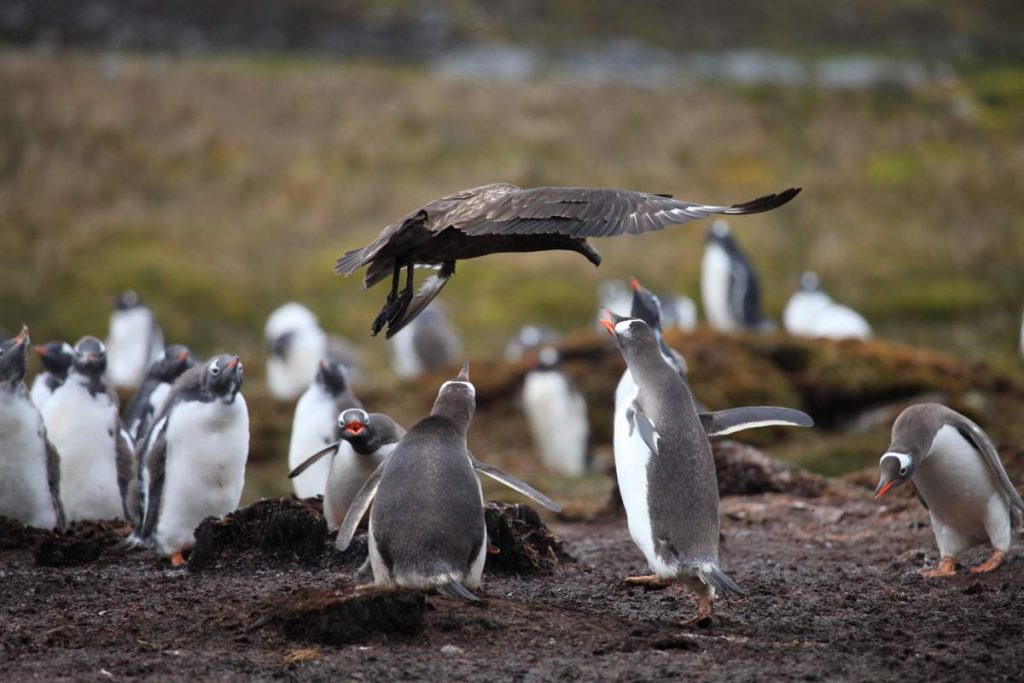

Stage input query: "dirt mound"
[
  {"left": 484, "top": 502, "right": 573, "bottom": 575},
  {"left": 0, "top": 517, "right": 131, "bottom": 567},
  {"left": 714, "top": 440, "right": 828, "bottom": 497},
  {"left": 276, "top": 587, "right": 426, "bottom": 646}
]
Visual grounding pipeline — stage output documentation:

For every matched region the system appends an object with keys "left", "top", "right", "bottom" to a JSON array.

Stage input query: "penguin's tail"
[
  {"left": 697, "top": 563, "right": 746, "bottom": 598},
  {"left": 435, "top": 577, "right": 482, "bottom": 603},
  {"left": 120, "top": 532, "right": 151, "bottom": 550}
]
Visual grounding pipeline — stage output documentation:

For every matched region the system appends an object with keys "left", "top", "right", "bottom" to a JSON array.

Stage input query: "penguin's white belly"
[
  {"left": 44, "top": 381, "right": 121, "bottom": 522},
  {"left": 288, "top": 387, "right": 336, "bottom": 499},
  {"left": 267, "top": 328, "right": 327, "bottom": 399},
  {"left": 807, "top": 303, "right": 871, "bottom": 340},
  {"left": 323, "top": 443, "right": 394, "bottom": 530},
  {"left": 148, "top": 383, "right": 172, "bottom": 416},
  {"left": 701, "top": 244, "right": 736, "bottom": 331},
  {"left": 29, "top": 376, "right": 55, "bottom": 412},
  {"left": 107, "top": 308, "right": 155, "bottom": 389},
  {"left": 914, "top": 425, "right": 1010, "bottom": 553},
  {"left": 522, "top": 371, "right": 588, "bottom": 477},
  {"left": 389, "top": 326, "right": 423, "bottom": 379},
  {"left": 154, "top": 397, "right": 250, "bottom": 555},
  {"left": 0, "top": 394, "right": 58, "bottom": 529},
  {"left": 783, "top": 292, "right": 831, "bottom": 336}
]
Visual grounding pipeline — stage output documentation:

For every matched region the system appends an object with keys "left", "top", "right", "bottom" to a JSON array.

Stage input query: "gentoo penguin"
[
  {"left": 336, "top": 184, "right": 800, "bottom": 337},
  {"left": 602, "top": 312, "right": 812, "bottom": 622},
  {"left": 626, "top": 276, "right": 688, "bottom": 378},
  {"left": 596, "top": 280, "right": 633, "bottom": 331},
  {"left": 875, "top": 404, "right": 1024, "bottom": 577},
  {"left": 123, "top": 345, "right": 196, "bottom": 442},
  {"left": 335, "top": 363, "right": 561, "bottom": 601},
  {"left": 389, "top": 305, "right": 461, "bottom": 379},
  {"left": 289, "top": 407, "right": 406, "bottom": 529},
  {"left": 700, "top": 220, "right": 768, "bottom": 332},
  {"left": 0, "top": 327, "right": 64, "bottom": 530},
  {"left": 265, "top": 302, "right": 329, "bottom": 400},
  {"left": 106, "top": 291, "right": 165, "bottom": 390},
  {"left": 136, "top": 355, "right": 249, "bottom": 565},
  {"left": 42, "top": 336, "right": 137, "bottom": 523},
  {"left": 287, "top": 361, "right": 363, "bottom": 499},
  {"left": 29, "top": 340, "right": 75, "bottom": 411},
  {"left": 783, "top": 271, "right": 871, "bottom": 340},
  {"left": 504, "top": 325, "right": 560, "bottom": 363},
  {"left": 521, "top": 346, "right": 589, "bottom": 477}
]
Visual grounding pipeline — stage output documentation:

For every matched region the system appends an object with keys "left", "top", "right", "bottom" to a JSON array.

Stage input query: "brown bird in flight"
[{"left": 336, "top": 183, "right": 800, "bottom": 338}]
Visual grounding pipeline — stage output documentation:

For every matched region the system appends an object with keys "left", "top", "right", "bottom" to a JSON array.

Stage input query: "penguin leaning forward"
[
  {"left": 875, "top": 403, "right": 1024, "bottom": 577},
  {"left": 602, "top": 311, "right": 813, "bottom": 624},
  {"left": 134, "top": 355, "right": 249, "bottom": 565},
  {"left": 335, "top": 363, "right": 561, "bottom": 601},
  {"left": 0, "top": 327, "right": 64, "bottom": 530}
]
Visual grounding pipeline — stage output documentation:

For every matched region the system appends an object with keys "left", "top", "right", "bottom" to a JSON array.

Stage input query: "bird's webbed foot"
[{"left": 371, "top": 289, "right": 413, "bottom": 336}]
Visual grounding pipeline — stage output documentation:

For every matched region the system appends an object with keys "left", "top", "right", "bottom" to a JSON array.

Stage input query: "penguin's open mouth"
[
  {"left": 345, "top": 421, "right": 365, "bottom": 435},
  {"left": 599, "top": 318, "right": 616, "bottom": 336}
]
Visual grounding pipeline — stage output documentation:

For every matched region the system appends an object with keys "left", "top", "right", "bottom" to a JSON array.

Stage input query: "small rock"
[{"left": 440, "top": 644, "right": 464, "bottom": 655}]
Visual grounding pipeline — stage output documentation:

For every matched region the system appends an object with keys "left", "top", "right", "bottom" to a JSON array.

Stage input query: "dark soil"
[{"left": 3, "top": 485, "right": 1023, "bottom": 681}]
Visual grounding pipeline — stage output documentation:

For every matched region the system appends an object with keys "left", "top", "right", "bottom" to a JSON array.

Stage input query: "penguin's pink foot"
[
  {"left": 622, "top": 575, "right": 670, "bottom": 588},
  {"left": 919, "top": 556, "right": 957, "bottom": 578},
  {"left": 170, "top": 551, "right": 187, "bottom": 567},
  {"left": 969, "top": 549, "right": 1005, "bottom": 575},
  {"left": 682, "top": 594, "right": 714, "bottom": 628}
]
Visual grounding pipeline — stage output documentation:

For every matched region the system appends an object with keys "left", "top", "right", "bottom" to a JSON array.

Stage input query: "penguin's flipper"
[
  {"left": 955, "top": 418, "right": 1024, "bottom": 514},
  {"left": 436, "top": 578, "right": 482, "bottom": 603},
  {"left": 44, "top": 435, "right": 65, "bottom": 533},
  {"left": 470, "top": 455, "right": 562, "bottom": 513},
  {"left": 138, "top": 418, "right": 170, "bottom": 541},
  {"left": 697, "top": 563, "right": 746, "bottom": 597},
  {"left": 626, "top": 402, "right": 660, "bottom": 456},
  {"left": 288, "top": 442, "right": 341, "bottom": 479},
  {"left": 115, "top": 423, "right": 141, "bottom": 524},
  {"left": 336, "top": 463, "right": 385, "bottom": 551},
  {"left": 384, "top": 261, "right": 455, "bottom": 339},
  {"left": 698, "top": 406, "right": 813, "bottom": 438}
]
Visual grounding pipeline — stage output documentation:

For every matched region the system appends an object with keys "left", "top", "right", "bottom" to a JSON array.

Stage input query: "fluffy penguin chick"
[
  {"left": 106, "top": 290, "right": 164, "bottom": 391},
  {"left": 521, "top": 346, "right": 589, "bottom": 477},
  {"left": 875, "top": 403, "right": 1024, "bottom": 578},
  {"left": 123, "top": 344, "right": 196, "bottom": 442},
  {"left": 136, "top": 355, "right": 249, "bottom": 565},
  {"left": 29, "top": 341, "right": 75, "bottom": 411},
  {"left": 288, "top": 361, "right": 363, "bottom": 499},
  {"left": 783, "top": 271, "right": 871, "bottom": 340},
  {"left": 43, "top": 336, "right": 136, "bottom": 523},
  {"left": 0, "top": 327, "right": 64, "bottom": 530},
  {"left": 265, "top": 302, "right": 329, "bottom": 400}
]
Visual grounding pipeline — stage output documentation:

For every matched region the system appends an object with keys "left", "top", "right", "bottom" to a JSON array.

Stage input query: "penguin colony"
[{"left": 3, "top": 182, "right": 1022, "bottom": 628}]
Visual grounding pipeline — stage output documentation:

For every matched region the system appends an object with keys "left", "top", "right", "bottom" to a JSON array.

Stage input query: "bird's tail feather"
[
  {"left": 334, "top": 247, "right": 367, "bottom": 277},
  {"left": 697, "top": 563, "right": 746, "bottom": 597},
  {"left": 724, "top": 187, "right": 801, "bottom": 215},
  {"left": 436, "top": 578, "right": 481, "bottom": 603}
]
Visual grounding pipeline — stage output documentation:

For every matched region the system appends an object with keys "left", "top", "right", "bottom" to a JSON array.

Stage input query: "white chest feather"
[
  {"left": 288, "top": 384, "right": 337, "bottom": 498},
  {"left": 29, "top": 375, "right": 56, "bottom": 412},
  {"left": 148, "top": 382, "right": 172, "bottom": 416},
  {"left": 522, "top": 370, "right": 589, "bottom": 477},
  {"left": 701, "top": 244, "right": 736, "bottom": 331},
  {"left": 324, "top": 442, "right": 395, "bottom": 529},
  {"left": 107, "top": 308, "right": 157, "bottom": 389},
  {"left": 0, "top": 391, "right": 58, "bottom": 528},
  {"left": 267, "top": 327, "right": 327, "bottom": 399},
  {"left": 783, "top": 291, "right": 831, "bottom": 335}
]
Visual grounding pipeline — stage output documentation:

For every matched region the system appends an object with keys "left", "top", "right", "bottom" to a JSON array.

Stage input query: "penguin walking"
[
  {"left": 700, "top": 221, "right": 769, "bottom": 332},
  {"left": 123, "top": 345, "right": 196, "bottom": 442},
  {"left": 288, "top": 361, "right": 362, "bottom": 500},
  {"left": 0, "top": 327, "right": 64, "bottom": 530},
  {"left": 289, "top": 407, "right": 405, "bottom": 529},
  {"left": 521, "top": 346, "right": 589, "bottom": 477},
  {"left": 874, "top": 404, "right": 1024, "bottom": 577},
  {"left": 43, "top": 337, "right": 137, "bottom": 523},
  {"left": 603, "top": 312, "right": 812, "bottom": 623},
  {"left": 335, "top": 363, "right": 561, "bottom": 601},
  {"left": 106, "top": 291, "right": 165, "bottom": 390},
  {"left": 265, "top": 302, "right": 331, "bottom": 400},
  {"left": 29, "top": 340, "right": 75, "bottom": 411},
  {"left": 135, "top": 355, "right": 249, "bottom": 565},
  {"left": 389, "top": 305, "right": 461, "bottom": 379},
  {"left": 783, "top": 271, "right": 871, "bottom": 340}
]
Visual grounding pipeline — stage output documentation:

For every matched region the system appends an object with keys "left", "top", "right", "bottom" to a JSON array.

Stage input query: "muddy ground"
[{"left": 2, "top": 479, "right": 1022, "bottom": 682}]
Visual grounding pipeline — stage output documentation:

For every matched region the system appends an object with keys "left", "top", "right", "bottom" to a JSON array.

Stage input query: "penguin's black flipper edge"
[
  {"left": 955, "top": 420, "right": 1024, "bottom": 514},
  {"left": 627, "top": 402, "right": 660, "bottom": 456},
  {"left": 470, "top": 455, "right": 562, "bottom": 513},
  {"left": 699, "top": 407, "right": 814, "bottom": 439},
  {"left": 288, "top": 442, "right": 340, "bottom": 479},
  {"left": 436, "top": 578, "right": 482, "bottom": 603},
  {"left": 336, "top": 463, "right": 385, "bottom": 551}
]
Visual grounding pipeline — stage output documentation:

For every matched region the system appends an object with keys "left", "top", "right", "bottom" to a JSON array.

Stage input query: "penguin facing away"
[
  {"left": 288, "top": 361, "right": 363, "bottom": 500},
  {"left": 289, "top": 407, "right": 406, "bottom": 530},
  {"left": 136, "top": 355, "right": 249, "bottom": 565},
  {"left": 43, "top": 336, "right": 137, "bottom": 524},
  {"left": 0, "top": 327, "right": 64, "bottom": 530},
  {"left": 29, "top": 341, "right": 75, "bottom": 411},
  {"left": 875, "top": 403, "right": 1024, "bottom": 577},
  {"left": 700, "top": 221, "right": 768, "bottom": 332},
  {"left": 106, "top": 290, "right": 165, "bottom": 390},
  {"left": 602, "top": 312, "right": 813, "bottom": 623},
  {"left": 123, "top": 344, "right": 196, "bottom": 442},
  {"left": 521, "top": 346, "right": 590, "bottom": 477},
  {"left": 265, "top": 302, "right": 329, "bottom": 401},
  {"left": 783, "top": 271, "right": 871, "bottom": 340},
  {"left": 335, "top": 363, "right": 561, "bottom": 601}
]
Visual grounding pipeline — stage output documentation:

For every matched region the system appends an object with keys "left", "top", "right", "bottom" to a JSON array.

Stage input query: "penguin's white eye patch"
[
  {"left": 210, "top": 365, "right": 221, "bottom": 376},
  {"left": 880, "top": 452, "right": 912, "bottom": 471},
  {"left": 899, "top": 467, "right": 908, "bottom": 476}
]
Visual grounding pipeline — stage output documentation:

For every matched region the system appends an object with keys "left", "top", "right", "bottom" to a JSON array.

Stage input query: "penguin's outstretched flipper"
[
  {"left": 385, "top": 263, "right": 455, "bottom": 339},
  {"left": 336, "top": 462, "right": 385, "bottom": 551},
  {"left": 436, "top": 578, "right": 482, "bottom": 603},
  {"left": 288, "top": 442, "right": 340, "bottom": 479},
  {"left": 469, "top": 455, "right": 562, "bottom": 513},
  {"left": 626, "top": 402, "right": 660, "bottom": 456},
  {"left": 698, "top": 406, "right": 813, "bottom": 439},
  {"left": 697, "top": 563, "right": 746, "bottom": 597}
]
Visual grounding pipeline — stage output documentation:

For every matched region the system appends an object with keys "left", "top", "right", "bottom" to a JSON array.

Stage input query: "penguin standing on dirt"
[
  {"left": 289, "top": 407, "right": 406, "bottom": 529},
  {"left": 521, "top": 346, "right": 589, "bottom": 477},
  {"left": 135, "top": 355, "right": 249, "bottom": 565},
  {"left": 875, "top": 403, "right": 1024, "bottom": 577},
  {"left": 602, "top": 312, "right": 812, "bottom": 623},
  {"left": 43, "top": 336, "right": 137, "bottom": 523},
  {"left": 106, "top": 291, "right": 165, "bottom": 391},
  {"left": 700, "top": 221, "right": 768, "bottom": 332},
  {"left": 265, "top": 303, "right": 330, "bottom": 400},
  {"left": 288, "top": 361, "right": 363, "bottom": 500},
  {"left": 783, "top": 271, "right": 871, "bottom": 340},
  {"left": 389, "top": 305, "right": 461, "bottom": 379},
  {"left": 335, "top": 363, "right": 561, "bottom": 601},
  {"left": 0, "top": 327, "right": 64, "bottom": 530},
  {"left": 123, "top": 345, "right": 196, "bottom": 442},
  {"left": 29, "top": 341, "right": 75, "bottom": 411}
]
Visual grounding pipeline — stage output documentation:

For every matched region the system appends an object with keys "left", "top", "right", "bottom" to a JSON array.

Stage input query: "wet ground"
[{"left": 2, "top": 483, "right": 1022, "bottom": 682}]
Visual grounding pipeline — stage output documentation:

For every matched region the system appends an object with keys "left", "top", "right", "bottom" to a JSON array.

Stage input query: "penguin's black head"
[
  {"left": 73, "top": 336, "right": 107, "bottom": 376},
  {"left": 35, "top": 340, "right": 75, "bottom": 377},
  {"left": 316, "top": 360, "right": 350, "bottom": 396},
  {"left": 204, "top": 354, "right": 244, "bottom": 401},
  {"left": 798, "top": 271, "right": 821, "bottom": 293},
  {"left": 0, "top": 326, "right": 31, "bottom": 387},
  {"left": 431, "top": 361, "right": 476, "bottom": 426},
  {"left": 629, "top": 276, "right": 664, "bottom": 331},
  {"left": 338, "top": 407, "right": 371, "bottom": 448},
  {"left": 152, "top": 344, "right": 196, "bottom": 382},
  {"left": 706, "top": 220, "right": 735, "bottom": 249},
  {"left": 268, "top": 330, "right": 295, "bottom": 360},
  {"left": 116, "top": 290, "right": 141, "bottom": 311},
  {"left": 875, "top": 451, "right": 914, "bottom": 499}
]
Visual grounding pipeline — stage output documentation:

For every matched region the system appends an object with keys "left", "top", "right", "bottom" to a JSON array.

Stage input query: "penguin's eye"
[
  {"left": 210, "top": 366, "right": 221, "bottom": 376},
  {"left": 899, "top": 467, "right": 908, "bottom": 477}
]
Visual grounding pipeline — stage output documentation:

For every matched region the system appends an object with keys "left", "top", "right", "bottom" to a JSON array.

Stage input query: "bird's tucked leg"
[
  {"left": 968, "top": 549, "right": 1005, "bottom": 574},
  {"left": 371, "top": 260, "right": 412, "bottom": 336},
  {"left": 919, "top": 556, "right": 958, "bottom": 578}
]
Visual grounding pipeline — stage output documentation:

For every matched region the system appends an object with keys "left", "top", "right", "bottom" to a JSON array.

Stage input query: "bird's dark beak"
[
  {"left": 13, "top": 326, "right": 29, "bottom": 347},
  {"left": 457, "top": 361, "right": 470, "bottom": 381},
  {"left": 630, "top": 276, "right": 642, "bottom": 292},
  {"left": 874, "top": 479, "right": 895, "bottom": 499}
]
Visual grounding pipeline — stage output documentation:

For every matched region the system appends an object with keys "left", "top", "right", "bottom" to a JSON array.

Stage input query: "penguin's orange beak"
[
  {"left": 13, "top": 326, "right": 29, "bottom": 346},
  {"left": 345, "top": 421, "right": 365, "bottom": 436},
  {"left": 226, "top": 356, "right": 240, "bottom": 369},
  {"left": 177, "top": 350, "right": 189, "bottom": 361},
  {"left": 630, "top": 276, "right": 642, "bottom": 291},
  {"left": 34, "top": 345, "right": 47, "bottom": 357},
  {"left": 874, "top": 480, "right": 895, "bottom": 499},
  {"left": 600, "top": 318, "right": 616, "bottom": 336}
]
